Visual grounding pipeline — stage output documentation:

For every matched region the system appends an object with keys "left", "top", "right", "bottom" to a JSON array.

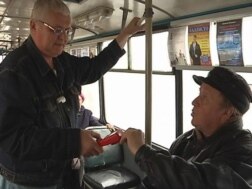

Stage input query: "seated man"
[
  {"left": 77, "top": 93, "right": 103, "bottom": 129},
  {"left": 121, "top": 67, "right": 252, "bottom": 189}
]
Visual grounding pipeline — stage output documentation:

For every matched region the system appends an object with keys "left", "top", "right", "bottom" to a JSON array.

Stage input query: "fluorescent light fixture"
[{"left": 75, "top": 6, "right": 114, "bottom": 28}]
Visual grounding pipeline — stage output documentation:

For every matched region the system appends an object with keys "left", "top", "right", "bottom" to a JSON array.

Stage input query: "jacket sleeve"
[
  {"left": 88, "top": 112, "right": 103, "bottom": 126},
  {"left": 65, "top": 39, "right": 125, "bottom": 86},
  {"left": 135, "top": 145, "right": 252, "bottom": 189}
]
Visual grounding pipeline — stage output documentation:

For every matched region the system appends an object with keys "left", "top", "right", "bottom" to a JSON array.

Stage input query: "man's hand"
[
  {"left": 120, "top": 128, "right": 145, "bottom": 156},
  {"left": 116, "top": 17, "right": 145, "bottom": 49},
  {"left": 80, "top": 130, "right": 103, "bottom": 157}
]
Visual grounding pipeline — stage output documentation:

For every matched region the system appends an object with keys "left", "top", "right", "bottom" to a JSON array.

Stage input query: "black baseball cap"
[{"left": 193, "top": 67, "right": 252, "bottom": 114}]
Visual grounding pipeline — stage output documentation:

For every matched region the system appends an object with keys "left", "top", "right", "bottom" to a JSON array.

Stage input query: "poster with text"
[
  {"left": 188, "top": 23, "right": 211, "bottom": 66},
  {"left": 217, "top": 19, "right": 243, "bottom": 66},
  {"left": 168, "top": 27, "right": 187, "bottom": 66}
]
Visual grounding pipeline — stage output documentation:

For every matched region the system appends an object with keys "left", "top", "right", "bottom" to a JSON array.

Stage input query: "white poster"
[{"left": 168, "top": 27, "right": 187, "bottom": 66}]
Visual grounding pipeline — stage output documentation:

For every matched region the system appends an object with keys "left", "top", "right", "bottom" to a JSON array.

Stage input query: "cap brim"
[{"left": 193, "top": 75, "right": 205, "bottom": 85}]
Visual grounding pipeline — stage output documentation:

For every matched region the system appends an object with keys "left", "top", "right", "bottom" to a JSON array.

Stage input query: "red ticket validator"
[{"left": 97, "top": 131, "right": 122, "bottom": 146}]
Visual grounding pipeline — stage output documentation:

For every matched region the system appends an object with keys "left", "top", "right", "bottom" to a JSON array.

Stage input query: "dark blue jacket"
[
  {"left": 0, "top": 36, "right": 124, "bottom": 186},
  {"left": 77, "top": 106, "right": 103, "bottom": 129}
]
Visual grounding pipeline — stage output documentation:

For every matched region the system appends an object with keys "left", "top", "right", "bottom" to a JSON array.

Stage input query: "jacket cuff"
[
  {"left": 135, "top": 144, "right": 153, "bottom": 164},
  {"left": 109, "top": 39, "right": 126, "bottom": 56}
]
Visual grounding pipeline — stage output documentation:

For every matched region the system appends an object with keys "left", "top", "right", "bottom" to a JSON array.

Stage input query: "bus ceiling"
[{"left": 0, "top": 0, "right": 251, "bottom": 50}]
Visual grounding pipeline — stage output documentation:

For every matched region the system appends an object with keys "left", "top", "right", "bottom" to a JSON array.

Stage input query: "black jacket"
[
  {"left": 135, "top": 119, "right": 252, "bottom": 189},
  {"left": 0, "top": 36, "right": 125, "bottom": 186}
]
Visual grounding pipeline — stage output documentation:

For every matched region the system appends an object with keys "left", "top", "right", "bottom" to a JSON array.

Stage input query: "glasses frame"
[{"left": 38, "top": 20, "right": 73, "bottom": 37}]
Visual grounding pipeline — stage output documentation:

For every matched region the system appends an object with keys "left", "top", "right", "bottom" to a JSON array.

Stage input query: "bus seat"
[{"left": 83, "top": 126, "right": 140, "bottom": 189}]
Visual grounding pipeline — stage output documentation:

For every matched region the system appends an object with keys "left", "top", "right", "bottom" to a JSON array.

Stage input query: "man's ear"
[
  {"left": 30, "top": 20, "right": 36, "bottom": 31},
  {"left": 224, "top": 106, "right": 235, "bottom": 119}
]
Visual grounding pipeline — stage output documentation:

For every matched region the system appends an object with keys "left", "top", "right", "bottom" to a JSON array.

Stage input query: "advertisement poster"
[
  {"left": 188, "top": 23, "right": 211, "bottom": 66},
  {"left": 81, "top": 47, "right": 89, "bottom": 57},
  {"left": 168, "top": 27, "right": 187, "bottom": 66},
  {"left": 217, "top": 19, "right": 243, "bottom": 66},
  {"left": 70, "top": 47, "right": 89, "bottom": 57}
]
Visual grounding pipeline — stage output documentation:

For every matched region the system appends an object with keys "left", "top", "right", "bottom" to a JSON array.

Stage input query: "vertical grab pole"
[{"left": 144, "top": 0, "right": 153, "bottom": 145}]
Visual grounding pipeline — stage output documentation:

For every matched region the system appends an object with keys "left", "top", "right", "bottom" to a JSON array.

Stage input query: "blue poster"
[{"left": 217, "top": 19, "right": 243, "bottom": 66}]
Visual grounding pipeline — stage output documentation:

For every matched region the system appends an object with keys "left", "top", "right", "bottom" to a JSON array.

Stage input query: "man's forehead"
[{"left": 200, "top": 83, "right": 222, "bottom": 95}]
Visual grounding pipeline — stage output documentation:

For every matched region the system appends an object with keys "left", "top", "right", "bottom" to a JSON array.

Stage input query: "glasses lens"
[
  {"left": 54, "top": 27, "right": 73, "bottom": 37},
  {"left": 54, "top": 28, "right": 64, "bottom": 35}
]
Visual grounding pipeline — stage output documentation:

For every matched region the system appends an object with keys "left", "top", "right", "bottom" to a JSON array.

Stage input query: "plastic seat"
[{"left": 83, "top": 126, "right": 140, "bottom": 189}]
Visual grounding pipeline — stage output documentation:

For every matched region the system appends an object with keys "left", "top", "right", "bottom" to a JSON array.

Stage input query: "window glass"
[
  {"left": 103, "top": 72, "right": 175, "bottom": 148},
  {"left": 242, "top": 16, "right": 252, "bottom": 66},
  {"left": 130, "top": 36, "right": 145, "bottom": 70},
  {"left": 104, "top": 72, "right": 145, "bottom": 130},
  {"left": 152, "top": 75, "right": 176, "bottom": 147},
  {"left": 237, "top": 72, "right": 252, "bottom": 130},
  {"left": 81, "top": 81, "right": 100, "bottom": 118},
  {"left": 131, "top": 32, "right": 172, "bottom": 71}
]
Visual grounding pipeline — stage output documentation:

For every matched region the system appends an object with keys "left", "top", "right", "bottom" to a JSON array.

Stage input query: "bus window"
[
  {"left": 152, "top": 75, "right": 176, "bottom": 147},
  {"left": 242, "top": 16, "right": 252, "bottom": 66},
  {"left": 103, "top": 72, "right": 175, "bottom": 148},
  {"left": 131, "top": 32, "right": 171, "bottom": 71},
  {"left": 102, "top": 40, "right": 128, "bottom": 69},
  {"left": 81, "top": 81, "right": 100, "bottom": 119},
  {"left": 130, "top": 35, "right": 145, "bottom": 70},
  {"left": 104, "top": 72, "right": 145, "bottom": 130},
  {"left": 237, "top": 72, "right": 252, "bottom": 130}
]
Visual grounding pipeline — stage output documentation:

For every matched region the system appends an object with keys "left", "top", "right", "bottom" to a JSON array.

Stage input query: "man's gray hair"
[{"left": 31, "top": 0, "right": 71, "bottom": 20}]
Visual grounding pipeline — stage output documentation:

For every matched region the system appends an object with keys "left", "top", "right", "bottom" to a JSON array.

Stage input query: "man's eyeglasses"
[{"left": 38, "top": 20, "right": 73, "bottom": 37}]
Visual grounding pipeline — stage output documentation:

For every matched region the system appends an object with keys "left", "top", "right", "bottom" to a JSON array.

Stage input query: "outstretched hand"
[
  {"left": 120, "top": 128, "right": 145, "bottom": 156},
  {"left": 116, "top": 17, "right": 145, "bottom": 49}
]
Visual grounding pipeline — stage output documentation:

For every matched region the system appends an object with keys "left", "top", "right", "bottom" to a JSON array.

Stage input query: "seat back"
[{"left": 83, "top": 126, "right": 141, "bottom": 189}]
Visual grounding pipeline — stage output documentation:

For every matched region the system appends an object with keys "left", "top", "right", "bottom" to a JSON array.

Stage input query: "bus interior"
[{"left": 0, "top": 0, "right": 252, "bottom": 188}]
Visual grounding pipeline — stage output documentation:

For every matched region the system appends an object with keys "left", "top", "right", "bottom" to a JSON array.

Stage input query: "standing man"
[
  {"left": 189, "top": 35, "right": 202, "bottom": 65},
  {"left": 0, "top": 0, "right": 144, "bottom": 188},
  {"left": 121, "top": 67, "right": 252, "bottom": 188}
]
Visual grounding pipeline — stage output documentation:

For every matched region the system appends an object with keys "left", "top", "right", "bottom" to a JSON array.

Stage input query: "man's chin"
[
  {"left": 52, "top": 50, "right": 63, "bottom": 57},
  {"left": 191, "top": 119, "right": 197, "bottom": 128}
]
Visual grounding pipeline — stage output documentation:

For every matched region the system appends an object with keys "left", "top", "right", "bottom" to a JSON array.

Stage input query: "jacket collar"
[
  {"left": 25, "top": 36, "right": 64, "bottom": 78},
  {"left": 188, "top": 118, "right": 243, "bottom": 144},
  {"left": 25, "top": 36, "right": 51, "bottom": 76}
]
